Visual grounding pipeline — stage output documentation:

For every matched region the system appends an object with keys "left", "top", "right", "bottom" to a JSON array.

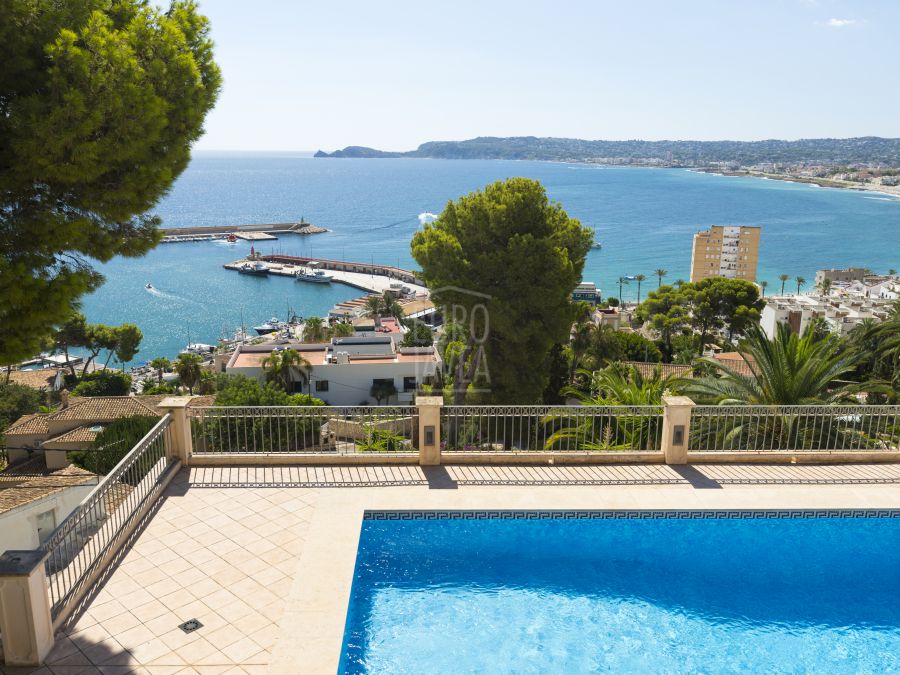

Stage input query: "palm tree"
[
  {"left": 634, "top": 274, "right": 647, "bottom": 304},
  {"left": 544, "top": 365, "right": 683, "bottom": 451},
  {"left": 818, "top": 278, "right": 832, "bottom": 296},
  {"left": 364, "top": 294, "right": 384, "bottom": 318},
  {"left": 261, "top": 348, "right": 311, "bottom": 392},
  {"left": 687, "top": 322, "right": 861, "bottom": 405},
  {"left": 149, "top": 357, "right": 170, "bottom": 384},
  {"left": 617, "top": 277, "right": 629, "bottom": 304},
  {"left": 302, "top": 317, "right": 327, "bottom": 342},
  {"left": 759, "top": 280, "right": 768, "bottom": 297},
  {"left": 686, "top": 324, "right": 877, "bottom": 451},
  {"left": 381, "top": 292, "right": 403, "bottom": 320},
  {"left": 778, "top": 274, "right": 790, "bottom": 295},
  {"left": 674, "top": 279, "right": 686, "bottom": 289},
  {"left": 795, "top": 276, "right": 806, "bottom": 295},
  {"left": 173, "top": 353, "right": 203, "bottom": 395},
  {"left": 654, "top": 269, "right": 667, "bottom": 288},
  {"left": 570, "top": 322, "right": 594, "bottom": 380},
  {"left": 330, "top": 322, "right": 354, "bottom": 338}
]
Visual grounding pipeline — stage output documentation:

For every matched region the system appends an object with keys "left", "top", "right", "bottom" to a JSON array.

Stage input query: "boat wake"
[
  {"left": 864, "top": 196, "right": 899, "bottom": 202},
  {"left": 144, "top": 285, "right": 202, "bottom": 306}
]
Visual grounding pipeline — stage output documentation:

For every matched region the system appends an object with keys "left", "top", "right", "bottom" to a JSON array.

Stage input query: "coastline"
[{"left": 697, "top": 168, "right": 900, "bottom": 198}]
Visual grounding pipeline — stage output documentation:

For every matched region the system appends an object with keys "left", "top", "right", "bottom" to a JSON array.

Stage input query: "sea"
[{"left": 80, "top": 152, "right": 900, "bottom": 361}]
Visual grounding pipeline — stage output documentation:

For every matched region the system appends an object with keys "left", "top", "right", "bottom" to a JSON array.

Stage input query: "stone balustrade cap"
[
  {"left": 415, "top": 396, "right": 444, "bottom": 407},
  {"left": 662, "top": 395, "right": 696, "bottom": 407},
  {"left": 0, "top": 549, "right": 50, "bottom": 576},
  {"left": 158, "top": 396, "right": 195, "bottom": 409}
]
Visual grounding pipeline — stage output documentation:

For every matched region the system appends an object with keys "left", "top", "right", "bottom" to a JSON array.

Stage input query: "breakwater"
[{"left": 160, "top": 221, "right": 328, "bottom": 243}]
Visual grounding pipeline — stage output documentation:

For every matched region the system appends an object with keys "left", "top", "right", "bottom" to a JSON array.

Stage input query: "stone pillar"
[
  {"left": 415, "top": 396, "right": 443, "bottom": 466},
  {"left": 661, "top": 395, "right": 695, "bottom": 465},
  {"left": 157, "top": 396, "right": 195, "bottom": 465},
  {"left": 0, "top": 550, "right": 55, "bottom": 666}
]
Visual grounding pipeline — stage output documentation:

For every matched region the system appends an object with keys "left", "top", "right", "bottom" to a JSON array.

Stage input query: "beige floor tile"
[
  {"left": 200, "top": 624, "right": 242, "bottom": 651},
  {"left": 130, "top": 599, "right": 171, "bottom": 624},
  {"left": 113, "top": 624, "right": 157, "bottom": 651},
  {"left": 219, "top": 637, "right": 263, "bottom": 664}
]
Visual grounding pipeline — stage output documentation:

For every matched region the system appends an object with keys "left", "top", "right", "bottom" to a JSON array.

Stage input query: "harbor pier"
[
  {"left": 223, "top": 254, "right": 427, "bottom": 295},
  {"left": 160, "top": 221, "right": 328, "bottom": 243}
]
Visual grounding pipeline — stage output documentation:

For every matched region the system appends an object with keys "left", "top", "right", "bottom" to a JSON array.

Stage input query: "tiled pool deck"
[{"left": 3, "top": 463, "right": 899, "bottom": 675}]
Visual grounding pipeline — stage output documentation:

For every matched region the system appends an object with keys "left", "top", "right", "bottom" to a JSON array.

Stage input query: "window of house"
[
  {"left": 315, "top": 380, "right": 329, "bottom": 392},
  {"left": 36, "top": 508, "right": 57, "bottom": 546},
  {"left": 403, "top": 376, "right": 417, "bottom": 392},
  {"left": 372, "top": 378, "right": 394, "bottom": 387}
]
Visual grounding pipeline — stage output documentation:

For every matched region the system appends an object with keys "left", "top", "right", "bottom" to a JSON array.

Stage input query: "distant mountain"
[{"left": 314, "top": 136, "right": 900, "bottom": 166}]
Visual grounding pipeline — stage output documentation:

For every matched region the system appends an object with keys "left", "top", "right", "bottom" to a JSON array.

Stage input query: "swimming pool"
[{"left": 340, "top": 510, "right": 900, "bottom": 673}]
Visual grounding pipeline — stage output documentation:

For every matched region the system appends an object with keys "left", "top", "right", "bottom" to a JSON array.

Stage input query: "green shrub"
[
  {"left": 72, "top": 370, "right": 132, "bottom": 396},
  {"left": 355, "top": 428, "right": 408, "bottom": 452},
  {"left": 69, "top": 416, "right": 159, "bottom": 475}
]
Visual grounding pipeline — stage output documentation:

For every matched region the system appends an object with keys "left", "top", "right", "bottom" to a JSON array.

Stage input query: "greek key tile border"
[{"left": 364, "top": 509, "right": 900, "bottom": 521}]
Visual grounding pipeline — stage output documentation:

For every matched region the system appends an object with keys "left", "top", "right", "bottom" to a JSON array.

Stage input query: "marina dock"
[
  {"left": 160, "top": 221, "right": 328, "bottom": 243},
  {"left": 223, "top": 255, "right": 427, "bottom": 295}
]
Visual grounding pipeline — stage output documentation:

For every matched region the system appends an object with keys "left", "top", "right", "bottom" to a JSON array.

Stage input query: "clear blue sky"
[{"left": 192, "top": 0, "right": 900, "bottom": 152}]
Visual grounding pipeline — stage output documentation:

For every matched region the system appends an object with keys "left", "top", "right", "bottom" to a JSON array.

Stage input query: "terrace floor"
[{"left": 4, "top": 462, "right": 900, "bottom": 675}]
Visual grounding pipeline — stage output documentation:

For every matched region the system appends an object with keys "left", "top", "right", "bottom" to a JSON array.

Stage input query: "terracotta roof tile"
[
  {"left": 5, "top": 413, "right": 50, "bottom": 436},
  {"left": 0, "top": 465, "right": 97, "bottom": 516},
  {"left": 51, "top": 397, "right": 161, "bottom": 422},
  {"left": 621, "top": 362, "right": 694, "bottom": 379},
  {"left": 41, "top": 425, "right": 103, "bottom": 449},
  {"left": 7, "top": 369, "right": 62, "bottom": 390}
]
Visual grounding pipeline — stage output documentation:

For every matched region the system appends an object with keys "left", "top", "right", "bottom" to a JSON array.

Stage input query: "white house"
[
  {"left": 0, "top": 462, "right": 98, "bottom": 554},
  {"left": 225, "top": 336, "right": 442, "bottom": 405},
  {"left": 760, "top": 295, "right": 894, "bottom": 339}
]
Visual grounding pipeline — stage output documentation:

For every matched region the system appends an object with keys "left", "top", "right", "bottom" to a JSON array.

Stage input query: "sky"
[{"left": 191, "top": 0, "right": 900, "bottom": 152}]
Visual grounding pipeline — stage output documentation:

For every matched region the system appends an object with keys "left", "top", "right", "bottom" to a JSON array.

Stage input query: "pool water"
[{"left": 340, "top": 512, "right": 900, "bottom": 674}]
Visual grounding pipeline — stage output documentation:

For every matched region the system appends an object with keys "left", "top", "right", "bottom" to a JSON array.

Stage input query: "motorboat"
[
  {"left": 226, "top": 233, "right": 237, "bottom": 243},
  {"left": 591, "top": 241, "right": 602, "bottom": 249},
  {"left": 238, "top": 261, "right": 269, "bottom": 276},
  {"left": 295, "top": 261, "right": 333, "bottom": 283},
  {"left": 145, "top": 283, "right": 154, "bottom": 290},
  {"left": 254, "top": 317, "right": 283, "bottom": 335},
  {"left": 181, "top": 343, "right": 215, "bottom": 355},
  {"left": 295, "top": 269, "right": 333, "bottom": 283}
]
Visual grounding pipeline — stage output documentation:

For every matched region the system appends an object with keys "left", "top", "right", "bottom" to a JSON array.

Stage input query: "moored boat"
[
  {"left": 295, "top": 261, "right": 333, "bottom": 283},
  {"left": 254, "top": 317, "right": 283, "bottom": 335},
  {"left": 239, "top": 261, "right": 269, "bottom": 276}
]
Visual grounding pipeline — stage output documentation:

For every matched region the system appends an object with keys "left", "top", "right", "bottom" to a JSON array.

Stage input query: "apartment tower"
[{"left": 689, "top": 225, "right": 760, "bottom": 283}]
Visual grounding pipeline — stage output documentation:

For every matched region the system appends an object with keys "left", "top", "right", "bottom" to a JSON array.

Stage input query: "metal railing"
[
  {"left": 189, "top": 406, "right": 419, "bottom": 454},
  {"left": 441, "top": 405, "right": 664, "bottom": 452},
  {"left": 41, "top": 415, "right": 174, "bottom": 621},
  {"left": 689, "top": 405, "right": 900, "bottom": 453}
]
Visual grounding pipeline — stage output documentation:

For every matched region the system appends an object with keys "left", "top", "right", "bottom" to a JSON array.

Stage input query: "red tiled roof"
[
  {"left": 5, "top": 413, "right": 50, "bottom": 436},
  {"left": 0, "top": 465, "right": 97, "bottom": 516},
  {"left": 52, "top": 397, "right": 161, "bottom": 421}
]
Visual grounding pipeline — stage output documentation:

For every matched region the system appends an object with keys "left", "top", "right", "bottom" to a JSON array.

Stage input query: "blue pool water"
[{"left": 341, "top": 512, "right": 900, "bottom": 674}]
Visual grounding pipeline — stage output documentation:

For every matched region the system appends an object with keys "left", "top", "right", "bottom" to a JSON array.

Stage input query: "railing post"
[
  {"left": 158, "top": 396, "right": 194, "bottom": 465},
  {"left": 662, "top": 395, "right": 695, "bottom": 464},
  {"left": 415, "top": 396, "right": 443, "bottom": 466},
  {"left": 0, "top": 550, "right": 55, "bottom": 666}
]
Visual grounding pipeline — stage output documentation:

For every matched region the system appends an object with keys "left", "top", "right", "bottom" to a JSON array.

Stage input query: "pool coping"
[{"left": 268, "top": 483, "right": 900, "bottom": 674}]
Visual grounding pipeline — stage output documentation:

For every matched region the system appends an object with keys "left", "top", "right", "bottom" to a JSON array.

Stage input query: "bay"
[{"left": 81, "top": 153, "right": 900, "bottom": 360}]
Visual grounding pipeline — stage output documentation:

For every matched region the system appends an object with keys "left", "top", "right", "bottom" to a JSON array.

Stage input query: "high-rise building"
[{"left": 689, "top": 225, "right": 760, "bottom": 283}]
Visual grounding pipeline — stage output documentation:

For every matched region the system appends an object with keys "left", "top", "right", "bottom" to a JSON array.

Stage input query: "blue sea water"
[
  {"left": 341, "top": 514, "right": 900, "bottom": 674},
  {"left": 81, "top": 153, "right": 900, "bottom": 359}
]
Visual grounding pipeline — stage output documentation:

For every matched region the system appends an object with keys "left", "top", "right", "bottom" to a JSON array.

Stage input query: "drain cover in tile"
[{"left": 179, "top": 619, "right": 203, "bottom": 633}]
